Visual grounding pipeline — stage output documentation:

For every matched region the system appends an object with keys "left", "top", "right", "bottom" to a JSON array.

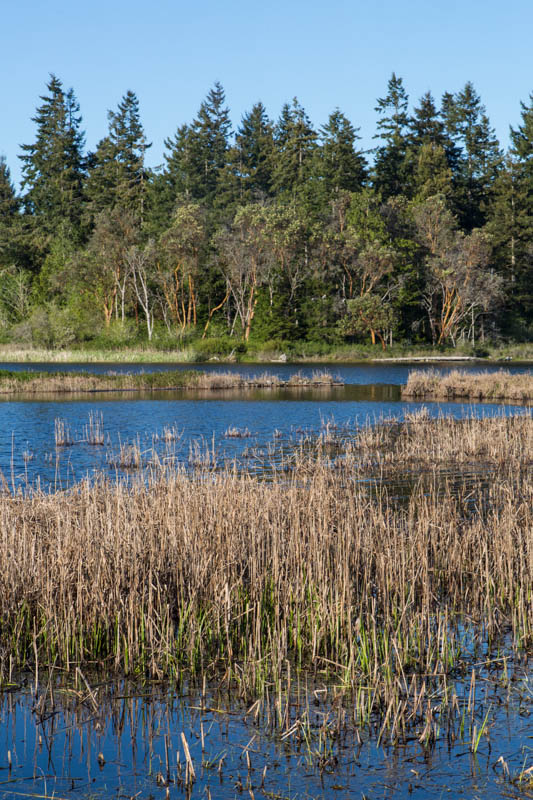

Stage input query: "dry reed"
[
  {"left": 83, "top": 411, "right": 105, "bottom": 445},
  {"left": 1, "top": 411, "right": 533, "bottom": 740},
  {"left": 54, "top": 417, "right": 73, "bottom": 447},
  {"left": 0, "top": 369, "right": 341, "bottom": 395},
  {"left": 352, "top": 408, "right": 533, "bottom": 468},
  {"left": 402, "top": 368, "right": 533, "bottom": 401}
]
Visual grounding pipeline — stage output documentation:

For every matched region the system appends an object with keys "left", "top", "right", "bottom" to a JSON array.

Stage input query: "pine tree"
[
  {"left": 0, "top": 156, "right": 21, "bottom": 265},
  {"left": 162, "top": 124, "right": 195, "bottom": 199},
  {"left": 271, "top": 98, "right": 317, "bottom": 197},
  {"left": 442, "top": 82, "right": 502, "bottom": 229},
  {"left": 20, "top": 75, "right": 85, "bottom": 239},
  {"left": 408, "top": 92, "right": 456, "bottom": 199},
  {"left": 373, "top": 73, "right": 411, "bottom": 199},
  {"left": 317, "top": 108, "right": 367, "bottom": 196},
  {"left": 489, "top": 93, "right": 533, "bottom": 328},
  {"left": 188, "top": 82, "right": 232, "bottom": 204},
  {"left": 410, "top": 92, "right": 446, "bottom": 147},
  {"left": 85, "top": 90, "right": 151, "bottom": 224},
  {"left": 231, "top": 102, "right": 275, "bottom": 199}
]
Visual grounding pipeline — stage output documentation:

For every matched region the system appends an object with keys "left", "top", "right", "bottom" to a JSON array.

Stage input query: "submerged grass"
[
  {"left": 0, "top": 368, "right": 341, "bottom": 395},
  {"left": 402, "top": 368, "right": 533, "bottom": 401}
]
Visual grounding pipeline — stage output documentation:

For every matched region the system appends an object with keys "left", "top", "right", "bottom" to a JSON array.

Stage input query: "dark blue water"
[{"left": 1, "top": 362, "right": 532, "bottom": 489}]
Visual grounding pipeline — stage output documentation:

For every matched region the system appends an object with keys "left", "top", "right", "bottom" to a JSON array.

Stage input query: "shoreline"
[{"left": 0, "top": 342, "right": 530, "bottom": 365}]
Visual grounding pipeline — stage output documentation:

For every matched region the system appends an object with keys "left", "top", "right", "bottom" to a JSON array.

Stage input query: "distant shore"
[{"left": 0, "top": 343, "right": 532, "bottom": 365}]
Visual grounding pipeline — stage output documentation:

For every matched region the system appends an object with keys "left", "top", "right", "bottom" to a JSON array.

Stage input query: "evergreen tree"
[
  {"left": 162, "top": 124, "right": 195, "bottom": 200},
  {"left": 410, "top": 92, "right": 446, "bottom": 147},
  {"left": 85, "top": 90, "right": 151, "bottom": 224},
  {"left": 408, "top": 92, "right": 456, "bottom": 199},
  {"left": 20, "top": 75, "right": 85, "bottom": 239},
  {"left": 413, "top": 143, "right": 453, "bottom": 200},
  {"left": 373, "top": 73, "right": 411, "bottom": 199},
  {"left": 188, "top": 82, "right": 232, "bottom": 204},
  {"left": 488, "top": 94, "right": 533, "bottom": 329},
  {"left": 271, "top": 98, "right": 317, "bottom": 197},
  {"left": 0, "top": 156, "right": 19, "bottom": 263},
  {"left": 230, "top": 102, "right": 275, "bottom": 199},
  {"left": 317, "top": 108, "right": 367, "bottom": 196},
  {"left": 441, "top": 82, "right": 502, "bottom": 229}
]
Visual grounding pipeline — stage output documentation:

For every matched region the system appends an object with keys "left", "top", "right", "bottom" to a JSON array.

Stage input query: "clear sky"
[{"left": 3, "top": 0, "right": 532, "bottom": 187}]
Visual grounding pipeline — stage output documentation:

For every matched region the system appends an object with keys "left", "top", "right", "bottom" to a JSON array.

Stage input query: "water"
[
  {"left": 1, "top": 361, "right": 532, "bottom": 490},
  {"left": 1, "top": 661, "right": 532, "bottom": 800},
  {"left": 1, "top": 361, "right": 533, "bottom": 798}
]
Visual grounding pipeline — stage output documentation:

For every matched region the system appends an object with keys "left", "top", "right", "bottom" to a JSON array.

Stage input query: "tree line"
[{"left": 1, "top": 73, "right": 532, "bottom": 352}]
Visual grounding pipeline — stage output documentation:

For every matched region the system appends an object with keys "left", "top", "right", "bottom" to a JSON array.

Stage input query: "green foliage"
[
  {"left": 193, "top": 336, "right": 246, "bottom": 360},
  {"left": 85, "top": 90, "right": 151, "bottom": 224},
  {"left": 317, "top": 109, "right": 367, "bottom": 197},
  {"left": 442, "top": 82, "right": 502, "bottom": 228},
  {"left": 339, "top": 294, "right": 396, "bottom": 348},
  {"left": 373, "top": 73, "right": 411, "bottom": 199},
  {"left": 3, "top": 72, "right": 533, "bottom": 351},
  {"left": 20, "top": 75, "right": 85, "bottom": 240}
]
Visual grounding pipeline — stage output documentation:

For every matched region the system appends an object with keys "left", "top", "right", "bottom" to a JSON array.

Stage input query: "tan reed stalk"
[
  {"left": 402, "top": 368, "right": 533, "bottom": 402},
  {"left": 0, "top": 413, "right": 531, "bottom": 736}
]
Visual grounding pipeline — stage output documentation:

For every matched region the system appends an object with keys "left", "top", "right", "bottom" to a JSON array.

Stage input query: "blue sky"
[{"left": 3, "top": 0, "right": 532, "bottom": 187}]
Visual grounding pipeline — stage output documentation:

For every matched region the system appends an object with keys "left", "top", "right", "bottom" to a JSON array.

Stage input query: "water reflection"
[{"left": 1, "top": 663, "right": 532, "bottom": 800}]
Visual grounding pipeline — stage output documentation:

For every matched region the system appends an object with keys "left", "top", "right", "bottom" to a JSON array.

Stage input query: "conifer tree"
[
  {"left": 317, "top": 108, "right": 367, "bottom": 196},
  {"left": 441, "top": 82, "right": 502, "bottom": 229},
  {"left": 373, "top": 73, "right": 411, "bottom": 199},
  {"left": 488, "top": 94, "right": 533, "bottom": 327},
  {"left": 231, "top": 102, "right": 275, "bottom": 199},
  {"left": 85, "top": 90, "right": 151, "bottom": 224},
  {"left": 271, "top": 98, "right": 317, "bottom": 197},
  {"left": 0, "top": 156, "right": 21, "bottom": 265},
  {"left": 408, "top": 92, "right": 456, "bottom": 199},
  {"left": 188, "top": 82, "right": 232, "bottom": 204},
  {"left": 20, "top": 75, "right": 85, "bottom": 239}
]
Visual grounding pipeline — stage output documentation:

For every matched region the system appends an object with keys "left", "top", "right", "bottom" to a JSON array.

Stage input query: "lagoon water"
[{"left": 1, "top": 360, "right": 532, "bottom": 490}]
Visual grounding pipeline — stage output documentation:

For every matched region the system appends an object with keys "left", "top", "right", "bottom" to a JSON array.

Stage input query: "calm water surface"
[
  {"left": 1, "top": 663, "right": 532, "bottom": 800},
  {"left": 1, "top": 361, "right": 532, "bottom": 489},
  {"left": 1, "top": 362, "right": 533, "bottom": 799}
]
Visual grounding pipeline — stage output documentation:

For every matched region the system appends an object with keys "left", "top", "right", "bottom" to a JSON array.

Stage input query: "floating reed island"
[
  {"left": 0, "top": 368, "right": 341, "bottom": 395},
  {"left": 1, "top": 411, "right": 533, "bottom": 748},
  {"left": 402, "top": 367, "right": 533, "bottom": 402}
]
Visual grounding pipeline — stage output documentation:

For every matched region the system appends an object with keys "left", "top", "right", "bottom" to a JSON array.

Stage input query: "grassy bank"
[
  {"left": 1, "top": 341, "right": 530, "bottom": 364},
  {"left": 1, "top": 413, "right": 533, "bottom": 739},
  {"left": 0, "top": 368, "right": 340, "bottom": 394},
  {"left": 402, "top": 368, "right": 533, "bottom": 401}
]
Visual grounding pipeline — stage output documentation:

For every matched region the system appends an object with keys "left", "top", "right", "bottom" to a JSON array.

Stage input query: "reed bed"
[
  {"left": 83, "top": 410, "right": 105, "bottom": 445},
  {"left": 402, "top": 368, "right": 533, "bottom": 401},
  {"left": 0, "top": 413, "right": 533, "bottom": 741},
  {"left": 0, "top": 368, "right": 341, "bottom": 395},
  {"left": 224, "top": 426, "right": 251, "bottom": 438},
  {"left": 352, "top": 408, "right": 533, "bottom": 468},
  {"left": 108, "top": 438, "right": 143, "bottom": 470},
  {"left": 54, "top": 417, "right": 73, "bottom": 447}
]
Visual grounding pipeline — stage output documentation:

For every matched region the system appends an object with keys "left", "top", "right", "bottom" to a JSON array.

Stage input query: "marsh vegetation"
[
  {"left": 403, "top": 367, "right": 533, "bottom": 401},
  {"left": 3, "top": 399, "right": 533, "bottom": 796},
  {"left": 0, "top": 367, "right": 340, "bottom": 395}
]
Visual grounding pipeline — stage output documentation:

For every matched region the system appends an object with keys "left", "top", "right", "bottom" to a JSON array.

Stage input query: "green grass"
[{"left": 0, "top": 340, "right": 531, "bottom": 364}]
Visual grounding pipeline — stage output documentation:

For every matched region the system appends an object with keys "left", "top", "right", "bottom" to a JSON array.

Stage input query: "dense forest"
[{"left": 1, "top": 73, "right": 533, "bottom": 355}]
